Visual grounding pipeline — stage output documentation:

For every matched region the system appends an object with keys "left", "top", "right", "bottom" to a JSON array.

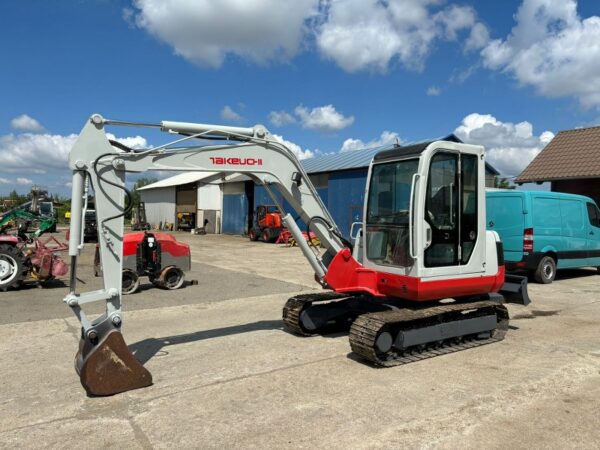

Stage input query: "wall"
[
  {"left": 197, "top": 182, "right": 221, "bottom": 210},
  {"left": 552, "top": 178, "right": 600, "bottom": 206},
  {"left": 197, "top": 182, "right": 222, "bottom": 233},
  {"left": 140, "top": 187, "right": 176, "bottom": 229}
]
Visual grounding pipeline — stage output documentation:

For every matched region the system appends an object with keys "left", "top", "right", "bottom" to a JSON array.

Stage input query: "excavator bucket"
[
  {"left": 75, "top": 329, "right": 152, "bottom": 396},
  {"left": 499, "top": 274, "right": 531, "bottom": 306}
]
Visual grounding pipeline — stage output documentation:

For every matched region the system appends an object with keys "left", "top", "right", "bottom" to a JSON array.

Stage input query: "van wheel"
[{"left": 534, "top": 256, "right": 556, "bottom": 284}]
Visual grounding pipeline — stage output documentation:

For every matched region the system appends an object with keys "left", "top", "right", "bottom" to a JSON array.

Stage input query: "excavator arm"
[{"left": 65, "top": 114, "right": 349, "bottom": 395}]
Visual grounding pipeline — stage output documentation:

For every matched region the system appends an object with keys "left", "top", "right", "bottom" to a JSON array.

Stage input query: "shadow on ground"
[{"left": 130, "top": 320, "right": 284, "bottom": 364}]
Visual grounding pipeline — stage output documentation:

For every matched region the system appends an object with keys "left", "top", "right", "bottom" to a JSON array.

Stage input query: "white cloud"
[
  {"left": 131, "top": 0, "right": 319, "bottom": 68},
  {"left": 0, "top": 133, "right": 77, "bottom": 172},
  {"left": 341, "top": 131, "right": 402, "bottom": 152},
  {"left": 106, "top": 133, "right": 149, "bottom": 150},
  {"left": 220, "top": 105, "right": 244, "bottom": 122},
  {"left": 129, "top": 0, "right": 490, "bottom": 74},
  {"left": 465, "top": 22, "right": 490, "bottom": 51},
  {"left": 316, "top": 0, "right": 489, "bottom": 72},
  {"left": 272, "top": 134, "right": 314, "bottom": 160},
  {"left": 0, "top": 130, "right": 150, "bottom": 195},
  {"left": 10, "top": 114, "right": 45, "bottom": 133},
  {"left": 454, "top": 113, "right": 554, "bottom": 176},
  {"left": 295, "top": 104, "right": 354, "bottom": 132},
  {"left": 269, "top": 110, "right": 296, "bottom": 127},
  {"left": 481, "top": 0, "right": 600, "bottom": 108},
  {"left": 426, "top": 86, "right": 441, "bottom": 96}
]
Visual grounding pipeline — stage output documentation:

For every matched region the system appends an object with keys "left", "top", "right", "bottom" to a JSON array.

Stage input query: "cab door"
[
  {"left": 423, "top": 152, "right": 479, "bottom": 271},
  {"left": 424, "top": 152, "right": 459, "bottom": 268},
  {"left": 586, "top": 202, "right": 600, "bottom": 267}
]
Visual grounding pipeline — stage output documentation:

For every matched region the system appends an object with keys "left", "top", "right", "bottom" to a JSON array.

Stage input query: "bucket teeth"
[{"left": 75, "top": 330, "right": 152, "bottom": 396}]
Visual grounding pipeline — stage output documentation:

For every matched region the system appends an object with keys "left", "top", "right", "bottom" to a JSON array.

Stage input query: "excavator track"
[
  {"left": 282, "top": 291, "right": 359, "bottom": 336},
  {"left": 349, "top": 300, "right": 509, "bottom": 367}
]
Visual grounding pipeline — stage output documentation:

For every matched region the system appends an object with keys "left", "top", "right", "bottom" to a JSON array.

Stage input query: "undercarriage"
[{"left": 283, "top": 292, "right": 510, "bottom": 366}]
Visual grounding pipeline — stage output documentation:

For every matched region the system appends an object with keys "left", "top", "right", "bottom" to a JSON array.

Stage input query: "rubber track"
[
  {"left": 349, "top": 301, "right": 509, "bottom": 366},
  {"left": 282, "top": 291, "right": 351, "bottom": 336}
]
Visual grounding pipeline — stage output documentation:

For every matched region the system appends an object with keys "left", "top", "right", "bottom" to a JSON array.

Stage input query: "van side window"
[{"left": 586, "top": 203, "right": 600, "bottom": 227}]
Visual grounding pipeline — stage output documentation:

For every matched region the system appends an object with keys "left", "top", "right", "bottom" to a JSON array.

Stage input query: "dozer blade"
[
  {"left": 75, "top": 329, "right": 152, "bottom": 396},
  {"left": 500, "top": 274, "right": 531, "bottom": 306}
]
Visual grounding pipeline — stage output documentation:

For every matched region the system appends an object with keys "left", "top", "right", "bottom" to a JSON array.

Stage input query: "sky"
[{"left": 1, "top": 0, "right": 599, "bottom": 196}]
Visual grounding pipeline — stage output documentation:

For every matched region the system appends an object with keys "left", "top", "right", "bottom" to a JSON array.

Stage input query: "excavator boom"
[{"left": 65, "top": 114, "right": 350, "bottom": 395}]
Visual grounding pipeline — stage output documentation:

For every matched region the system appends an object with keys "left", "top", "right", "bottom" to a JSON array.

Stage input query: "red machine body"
[
  {"left": 323, "top": 247, "right": 505, "bottom": 301},
  {"left": 95, "top": 232, "right": 191, "bottom": 294}
]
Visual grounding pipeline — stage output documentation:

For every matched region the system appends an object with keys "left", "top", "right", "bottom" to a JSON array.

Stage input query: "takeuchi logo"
[{"left": 209, "top": 157, "right": 263, "bottom": 166}]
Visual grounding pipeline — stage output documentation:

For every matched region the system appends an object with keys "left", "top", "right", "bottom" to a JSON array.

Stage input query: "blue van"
[{"left": 486, "top": 190, "right": 600, "bottom": 283}]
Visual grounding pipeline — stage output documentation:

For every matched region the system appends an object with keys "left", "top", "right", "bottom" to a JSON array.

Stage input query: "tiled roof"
[{"left": 516, "top": 126, "right": 600, "bottom": 183}]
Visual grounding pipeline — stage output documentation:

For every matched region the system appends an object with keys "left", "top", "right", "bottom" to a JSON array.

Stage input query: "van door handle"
[{"left": 591, "top": 231, "right": 595, "bottom": 235}]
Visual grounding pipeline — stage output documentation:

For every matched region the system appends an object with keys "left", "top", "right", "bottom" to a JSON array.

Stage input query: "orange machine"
[{"left": 248, "top": 204, "right": 283, "bottom": 243}]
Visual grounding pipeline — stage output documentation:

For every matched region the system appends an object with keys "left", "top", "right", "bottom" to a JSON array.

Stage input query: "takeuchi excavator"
[{"left": 65, "top": 114, "right": 530, "bottom": 396}]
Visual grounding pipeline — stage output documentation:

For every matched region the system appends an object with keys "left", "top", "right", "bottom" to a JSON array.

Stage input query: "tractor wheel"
[
  {"left": 261, "top": 229, "right": 270, "bottom": 242},
  {"left": 534, "top": 255, "right": 556, "bottom": 284},
  {"left": 249, "top": 229, "right": 259, "bottom": 241},
  {"left": 262, "top": 229, "right": 277, "bottom": 243},
  {"left": 0, "top": 244, "right": 27, "bottom": 291},
  {"left": 122, "top": 269, "right": 140, "bottom": 295}
]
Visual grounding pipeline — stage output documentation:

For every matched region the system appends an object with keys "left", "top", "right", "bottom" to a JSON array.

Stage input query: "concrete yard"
[{"left": 1, "top": 232, "right": 599, "bottom": 449}]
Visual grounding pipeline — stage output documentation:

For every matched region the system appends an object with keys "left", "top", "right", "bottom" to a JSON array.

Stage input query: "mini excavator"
[{"left": 65, "top": 114, "right": 530, "bottom": 396}]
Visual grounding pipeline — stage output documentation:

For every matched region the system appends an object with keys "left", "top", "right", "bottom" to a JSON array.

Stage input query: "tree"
[
  {"left": 127, "top": 177, "right": 158, "bottom": 220},
  {"left": 494, "top": 177, "right": 516, "bottom": 189}
]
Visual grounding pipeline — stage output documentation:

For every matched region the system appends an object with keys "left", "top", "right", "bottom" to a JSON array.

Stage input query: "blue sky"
[{"left": 1, "top": 0, "right": 599, "bottom": 195}]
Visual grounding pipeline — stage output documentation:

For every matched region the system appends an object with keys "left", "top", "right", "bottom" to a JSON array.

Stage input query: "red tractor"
[
  {"left": 248, "top": 204, "right": 283, "bottom": 243},
  {"left": 94, "top": 231, "right": 191, "bottom": 294}
]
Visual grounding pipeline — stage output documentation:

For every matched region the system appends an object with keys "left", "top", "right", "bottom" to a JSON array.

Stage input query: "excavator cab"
[{"left": 357, "top": 140, "right": 500, "bottom": 301}]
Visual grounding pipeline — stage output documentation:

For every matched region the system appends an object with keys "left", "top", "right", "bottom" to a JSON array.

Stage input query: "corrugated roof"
[
  {"left": 300, "top": 133, "right": 499, "bottom": 175},
  {"left": 301, "top": 146, "right": 386, "bottom": 173},
  {"left": 516, "top": 126, "right": 600, "bottom": 183}
]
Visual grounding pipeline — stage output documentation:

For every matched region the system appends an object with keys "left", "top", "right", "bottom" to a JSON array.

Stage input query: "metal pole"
[{"left": 282, "top": 214, "right": 326, "bottom": 279}]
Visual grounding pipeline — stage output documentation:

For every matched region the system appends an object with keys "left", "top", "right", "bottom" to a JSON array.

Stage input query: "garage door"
[
  {"left": 222, "top": 192, "right": 247, "bottom": 235},
  {"left": 176, "top": 188, "right": 196, "bottom": 213}
]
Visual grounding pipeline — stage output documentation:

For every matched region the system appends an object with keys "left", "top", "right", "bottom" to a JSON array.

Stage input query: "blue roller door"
[
  {"left": 328, "top": 169, "right": 368, "bottom": 239},
  {"left": 222, "top": 192, "right": 247, "bottom": 234},
  {"left": 254, "top": 185, "right": 282, "bottom": 206}
]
